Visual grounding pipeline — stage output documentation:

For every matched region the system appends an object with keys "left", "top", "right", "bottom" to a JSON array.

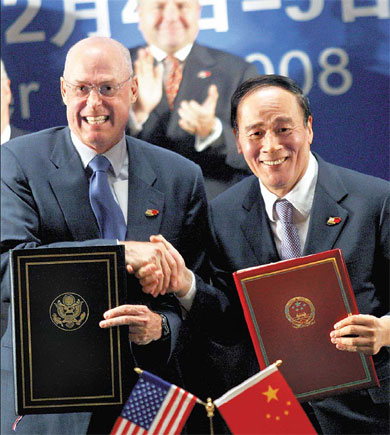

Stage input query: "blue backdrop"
[{"left": 1, "top": 0, "right": 389, "bottom": 180}]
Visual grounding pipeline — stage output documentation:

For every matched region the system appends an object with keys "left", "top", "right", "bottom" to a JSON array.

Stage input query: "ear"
[
  {"left": 60, "top": 78, "right": 68, "bottom": 105},
  {"left": 233, "top": 128, "right": 243, "bottom": 154},
  {"left": 129, "top": 76, "right": 138, "bottom": 104},
  {"left": 306, "top": 115, "right": 314, "bottom": 145},
  {"left": 3, "top": 79, "right": 12, "bottom": 106}
]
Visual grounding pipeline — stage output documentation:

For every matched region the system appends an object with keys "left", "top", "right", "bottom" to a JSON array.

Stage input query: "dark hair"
[{"left": 231, "top": 74, "right": 312, "bottom": 131}]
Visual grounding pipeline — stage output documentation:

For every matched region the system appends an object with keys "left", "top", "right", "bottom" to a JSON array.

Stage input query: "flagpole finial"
[
  {"left": 134, "top": 367, "right": 143, "bottom": 375},
  {"left": 205, "top": 398, "right": 215, "bottom": 418},
  {"left": 275, "top": 360, "right": 283, "bottom": 367},
  {"left": 205, "top": 398, "right": 215, "bottom": 435}
]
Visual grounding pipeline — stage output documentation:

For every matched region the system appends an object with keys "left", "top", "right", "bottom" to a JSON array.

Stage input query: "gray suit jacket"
[{"left": 1, "top": 127, "right": 209, "bottom": 434}]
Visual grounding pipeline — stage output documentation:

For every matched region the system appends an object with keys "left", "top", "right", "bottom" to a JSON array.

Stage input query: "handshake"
[
  {"left": 99, "top": 235, "right": 193, "bottom": 345},
  {"left": 119, "top": 234, "right": 192, "bottom": 298}
]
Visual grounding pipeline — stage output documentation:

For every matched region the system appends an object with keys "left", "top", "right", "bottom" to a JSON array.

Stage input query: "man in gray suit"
[
  {"left": 1, "top": 36, "right": 209, "bottom": 434},
  {"left": 156, "top": 75, "right": 390, "bottom": 434},
  {"left": 128, "top": 0, "right": 258, "bottom": 199}
]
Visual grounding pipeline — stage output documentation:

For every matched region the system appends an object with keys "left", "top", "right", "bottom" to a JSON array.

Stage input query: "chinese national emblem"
[
  {"left": 50, "top": 292, "right": 89, "bottom": 331},
  {"left": 285, "top": 297, "right": 315, "bottom": 328}
]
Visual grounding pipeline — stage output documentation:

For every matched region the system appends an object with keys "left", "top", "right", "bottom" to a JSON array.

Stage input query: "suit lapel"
[
  {"left": 125, "top": 138, "right": 164, "bottom": 241},
  {"left": 48, "top": 128, "right": 100, "bottom": 240},
  {"left": 304, "top": 154, "right": 349, "bottom": 255},
  {"left": 240, "top": 178, "right": 279, "bottom": 265}
]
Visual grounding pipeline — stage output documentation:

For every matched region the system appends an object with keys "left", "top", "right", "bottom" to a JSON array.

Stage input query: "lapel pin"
[
  {"left": 145, "top": 209, "right": 159, "bottom": 217},
  {"left": 326, "top": 217, "right": 342, "bottom": 225},
  {"left": 197, "top": 70, "right": 211, "bottom": 79}
]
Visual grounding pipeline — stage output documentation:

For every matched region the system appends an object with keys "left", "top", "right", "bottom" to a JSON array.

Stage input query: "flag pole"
[{"left": 134, "top": 368, "right": 214, "bottom": 434}]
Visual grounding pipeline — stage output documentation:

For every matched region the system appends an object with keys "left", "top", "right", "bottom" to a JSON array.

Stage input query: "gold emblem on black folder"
[
  {"left": 285, "top": 296, "right": 315, "bottom": 328},
  {"left": 50, "top": 292, "right": 89, "bottom": 331}
]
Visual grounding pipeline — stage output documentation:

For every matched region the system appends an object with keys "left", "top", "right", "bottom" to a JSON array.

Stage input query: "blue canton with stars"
[{"left": 121, "top": 373, "right": 171, "bottom": 429}]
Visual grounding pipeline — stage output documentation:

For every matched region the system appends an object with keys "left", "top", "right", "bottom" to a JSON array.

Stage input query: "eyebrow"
[{"left": 243, "top": 116, "right": 294, "bottom": 133}]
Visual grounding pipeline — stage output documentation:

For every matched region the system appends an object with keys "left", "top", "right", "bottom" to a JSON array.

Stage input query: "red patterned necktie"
[{"left": 165, "top": 55, "right": 183, "bottom": 109}]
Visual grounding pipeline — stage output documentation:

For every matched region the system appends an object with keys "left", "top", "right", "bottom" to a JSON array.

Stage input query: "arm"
[{"left": 330, "top": 190, "right": 390, "bottom": 355}]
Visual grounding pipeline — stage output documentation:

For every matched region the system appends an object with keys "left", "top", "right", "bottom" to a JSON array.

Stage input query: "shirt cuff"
[
  {"left": 175, "top": 270, "right": 197, "bottom": 312},
  {"left": 194, "top": 117, "right": 223, "bottom": 152}
]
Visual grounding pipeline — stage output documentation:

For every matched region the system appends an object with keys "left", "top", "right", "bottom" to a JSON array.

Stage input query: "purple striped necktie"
[{"left": 275, "top": 199, "right": 301, "bottom": 260}]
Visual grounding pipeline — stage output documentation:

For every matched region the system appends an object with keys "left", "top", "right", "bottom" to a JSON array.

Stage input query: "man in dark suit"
[
  {"left": 1, "top": 36, "right": 209, "bottom": 435},
  {"left": 1, "top": 59, "right": 28, "bottom": 145},
  {"left": 158, "top": 75, "right": 390, "bottom": 433},
  {"left": 127, "top": 0, "right": 258, "bottom": 199}
]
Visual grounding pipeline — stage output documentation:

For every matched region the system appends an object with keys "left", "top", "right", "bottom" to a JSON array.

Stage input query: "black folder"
[{"left": 10, "top": 245, "right": 132, "bottom": 414}]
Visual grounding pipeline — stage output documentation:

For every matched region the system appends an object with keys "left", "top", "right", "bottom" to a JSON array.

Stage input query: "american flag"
[{"left": 111, "top": 370, "right": 197, "bottom": 435}]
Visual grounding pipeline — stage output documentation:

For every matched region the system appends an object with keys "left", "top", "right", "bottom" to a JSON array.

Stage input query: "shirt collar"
[
  {"left": 1, "top": 124, "right": 11, "bottom": 145},
  {"left": 149, "top": 43, "right": 193, "bottom": 63},
  {"left": 70, "top": 130, "right": 127, "bottom": 177},
  {"left": 259, "top": 152, "right": 318, "bottom": 222}
]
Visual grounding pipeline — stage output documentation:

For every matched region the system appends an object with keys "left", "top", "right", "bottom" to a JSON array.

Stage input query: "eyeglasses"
[{"left": 62, "top": 76, "right": 132, "bottom": 98}]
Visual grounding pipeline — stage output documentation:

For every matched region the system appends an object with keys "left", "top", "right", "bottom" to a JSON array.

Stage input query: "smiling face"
[
  {"left": 137, "top": 0, "right": 201, "bottom": 54},
  {"left": 235, "top": 86, "right": 313, "bottom": 197},
  {"left": 60, "top": 38, "right": 137, "bottom": 154}
]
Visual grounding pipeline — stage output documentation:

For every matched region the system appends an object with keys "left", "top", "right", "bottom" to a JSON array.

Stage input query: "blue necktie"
[
  {"left": 275, "top": 199, "right": 301, "bottom": 260},
  {"left": 88, "top": 155, "right": 127, "bottom": 240}
]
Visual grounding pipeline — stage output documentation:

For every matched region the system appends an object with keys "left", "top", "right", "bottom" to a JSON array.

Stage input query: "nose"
[
  {"left": 262, "top": 131, "right": 281, "bottom": 153},
  {"left": 163, "top": 1, "right": 180, "bottom": 20},
  {"left": 86, "top": 87, "right": 103, "bottom": 109}
]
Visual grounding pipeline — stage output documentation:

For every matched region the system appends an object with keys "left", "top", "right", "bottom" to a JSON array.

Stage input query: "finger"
[
  {"left": 203, "top": 84, "right": 219, "bottom": 110},
  {"left": 333, "top": 314, "right": 373, "bottom": 330},
  {"left": 151, "top": 235, "right": 180, "bottom": 288},
  {"left": 135, "top": 263, "right": 158, "bottom": 279}
]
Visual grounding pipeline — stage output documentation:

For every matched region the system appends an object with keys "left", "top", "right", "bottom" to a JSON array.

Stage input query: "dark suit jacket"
[
  {"left": 129, "top": 43, "right": 259, "bottom": 199},
  {"left": 186, "top": 152, "right": 389, "bottom": 433},
  {"left": 0, "top": 127, "right": 209, "bottom": 434}
]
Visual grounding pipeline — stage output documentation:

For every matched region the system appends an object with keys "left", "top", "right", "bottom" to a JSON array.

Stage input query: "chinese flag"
[{"left": 214, "top": 363, "right": 316, "bottom": 434}]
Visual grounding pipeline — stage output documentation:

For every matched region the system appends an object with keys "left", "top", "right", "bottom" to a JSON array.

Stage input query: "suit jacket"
[
  {"left": 0, "top": 127, "right": 209, "bottom": 434},
  {"left": 186, "top": 152, "right": 389, "bottom": 433},
  {"left": 129, "top": 43, "right": 259, "bottom": 199}
]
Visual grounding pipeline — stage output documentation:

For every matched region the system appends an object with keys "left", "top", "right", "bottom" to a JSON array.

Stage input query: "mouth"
[
  {"left": 83, "top": 115, "right": 109, "bottom": 125},
  {"left": 261, "top": 157, "right": 287, "bottom": 166}
]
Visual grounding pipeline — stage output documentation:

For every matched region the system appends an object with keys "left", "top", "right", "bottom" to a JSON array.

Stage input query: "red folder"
[{"left": 233, "top": 249, "right": 379, "bottom": 401}]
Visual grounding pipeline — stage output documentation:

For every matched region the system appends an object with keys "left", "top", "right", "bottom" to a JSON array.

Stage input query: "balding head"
[{"left": 63, "top": 37, "right": 132, "bottom": 79}]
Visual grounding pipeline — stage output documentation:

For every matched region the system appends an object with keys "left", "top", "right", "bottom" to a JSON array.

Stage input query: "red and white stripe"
[{"left": 111, "top": 385, "right": 196, "bottom": 435}]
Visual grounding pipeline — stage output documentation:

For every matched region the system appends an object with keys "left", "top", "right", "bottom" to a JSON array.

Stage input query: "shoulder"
[
  {"left": 317, "top": 154, "right": 389, "bottom": 199},
  {"left": 192, "top": 43, "right": 254, "bottom": 69},
  {"left": 2, "top": 127, "right": 68, "bottom": 159}
]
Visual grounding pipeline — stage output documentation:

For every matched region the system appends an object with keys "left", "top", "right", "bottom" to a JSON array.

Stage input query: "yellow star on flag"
[{"left": 262, "top": 385, "right": 279, "bottom": 403}]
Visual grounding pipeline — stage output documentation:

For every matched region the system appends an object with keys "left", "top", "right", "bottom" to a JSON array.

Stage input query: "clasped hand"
[{"left": 99, "top": 236, "right": 192, "bottom": 344}]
